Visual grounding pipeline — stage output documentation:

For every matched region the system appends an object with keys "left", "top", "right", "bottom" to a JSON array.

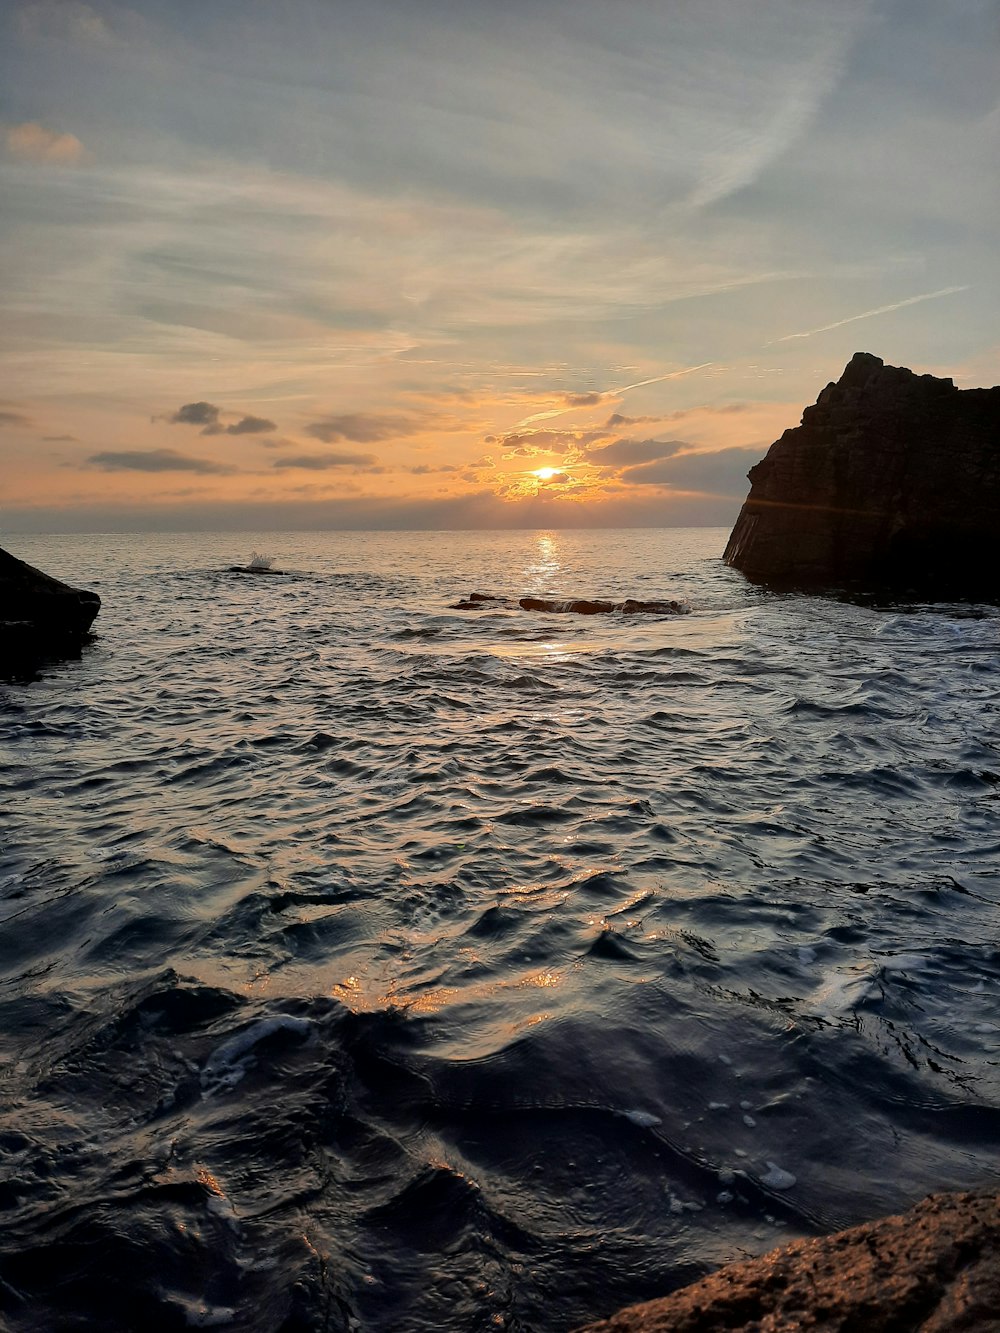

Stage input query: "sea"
[{"left": 1, "top": 527, "right": 999, "bottom": 1332}]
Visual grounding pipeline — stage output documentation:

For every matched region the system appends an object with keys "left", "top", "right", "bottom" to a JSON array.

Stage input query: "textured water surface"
[{"left": 1, "top": 528, "right": 999, "bottom": 1331}]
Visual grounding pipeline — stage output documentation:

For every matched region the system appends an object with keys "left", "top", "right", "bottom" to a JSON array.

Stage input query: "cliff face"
[{"left": 723, "top": 352, "right": 1000, "bottom": 595}]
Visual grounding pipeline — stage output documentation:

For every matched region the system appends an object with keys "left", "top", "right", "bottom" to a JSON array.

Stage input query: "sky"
[{"left": 1, "top": 0, "right": 998, "bottom": 532}]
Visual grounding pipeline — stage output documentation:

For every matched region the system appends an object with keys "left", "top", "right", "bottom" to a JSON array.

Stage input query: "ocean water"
[{"left": 1, "top": 527, "right": 999, "bottom": 1332}]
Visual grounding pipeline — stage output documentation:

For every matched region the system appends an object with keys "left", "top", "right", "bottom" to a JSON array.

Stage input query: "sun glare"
[{"left": 533, "top": 467, "right": 560, "bottom": 480}]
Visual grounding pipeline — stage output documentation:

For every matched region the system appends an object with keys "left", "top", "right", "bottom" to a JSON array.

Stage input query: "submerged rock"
[
  {"left": 449, "top": 593, "right": 687, "bottom": 615},
  {"left": 724, "top": 352, "right": 1000, "bottom": 596},
  {"left": 1, "top": 546, "right": 100, "bottom": 675},
  {"left": 577, "top": 1189, "right": 1000, "bottom": 1333}
]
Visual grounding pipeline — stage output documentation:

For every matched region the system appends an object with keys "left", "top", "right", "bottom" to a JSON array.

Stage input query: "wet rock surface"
[
  {"left": 724, "top": 352, "right": 1000, "bottom": 597},
  {"left": 577, "top": 1190, "right": 1000, "bottom": 1333}
]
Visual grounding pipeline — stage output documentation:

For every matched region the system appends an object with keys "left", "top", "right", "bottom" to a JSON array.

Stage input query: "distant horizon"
[{"left": 3, "top": 517, "right": 737, "bottom": 537}]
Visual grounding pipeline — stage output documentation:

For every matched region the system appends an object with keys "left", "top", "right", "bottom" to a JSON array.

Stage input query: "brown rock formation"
[
  {"left": 723, "top": 353, "right": 1000, "bottom": 595},
  {"left": 576, "top": 1189, "right": 1000, "bottom": 1333}
]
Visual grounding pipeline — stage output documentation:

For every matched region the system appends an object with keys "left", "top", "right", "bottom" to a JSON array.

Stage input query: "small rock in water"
[{"left": 759, "top": 1161, "right": 797, "bottom": 1190}]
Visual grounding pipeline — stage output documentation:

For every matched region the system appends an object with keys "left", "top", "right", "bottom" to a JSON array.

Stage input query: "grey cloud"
[
  {"left": 225, "top": 415, "right": 276, "bottom": 435},
  {"left": 271, "top": 450, "right": 379, "bottom": 470},
  {"left": 588, "top": 437, "right": 688, "bottom": 468},
  {"left": 305, "top": 413, "right": 418, "bottom": 444},
  {"left": 87, "top": 448, "right": 235, "bottom": 474},
  {"left": 168, "top": 403, "right": 277, "bottom": 436},
  {"left": 170, "top": 401, "right": 221, "bottom": 426},
  {"left": 43, "top": 433, "right": 78, "bottom": 442},
  {"left": 0, "top": 409, "right": 31, "bottom": 427},
  {"left": 605, "top": 412, "right": 662, "bottom": 428},
  {"left": 619, "top": 446, "right": 763, "bottom": 493},
  {"left": 562, "top": 391, "right": 604, "bottom": 407}
]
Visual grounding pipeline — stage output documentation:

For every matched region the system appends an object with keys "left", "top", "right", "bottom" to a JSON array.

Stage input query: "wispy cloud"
[
  {"left": 773, "top": 286, "right": 971, "bottom": 343},
  {"left": 305, "top": 413, "right": 423, "bottom": 444},
  {"left": 87, "top": 448, "right": 234, "bottom": 474},
  {"left": 271, "top": 451, "right": 379, "bottom": 470},
  {"left": 0, "top": 407, "right": 32, "bottom": 427}
]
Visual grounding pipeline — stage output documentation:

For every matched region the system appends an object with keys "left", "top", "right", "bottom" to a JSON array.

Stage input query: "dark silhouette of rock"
[
  {"left": 226, "top": 565, "right": 289, "bottom": 576},
  {"left": 450, "top": 592, "right": 511, "bottom": 609},
  {"left": 449, "top": 593, "right": 688, "bottom": 615},
  {"left": 577, "top": 1189, "right": 1000, "bottom": 1333},
  {"left": 519, "top": 597, "right": 687, "bottom": 615},
  {"left": 1, "top": 547, "right": 100, "bottom": 675},
  {"left": 724, "top": 352, "right": 1000, "bottom": 596}
]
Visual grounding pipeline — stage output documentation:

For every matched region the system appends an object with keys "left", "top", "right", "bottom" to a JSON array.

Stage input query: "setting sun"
[{"left": 533, "top": 468, "right": 561, "bottom": 481}]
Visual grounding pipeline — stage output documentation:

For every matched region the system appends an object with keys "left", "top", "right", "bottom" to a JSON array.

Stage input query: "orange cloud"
[{"left": 5, "top": 121, "right": 89, "bottom": 165}]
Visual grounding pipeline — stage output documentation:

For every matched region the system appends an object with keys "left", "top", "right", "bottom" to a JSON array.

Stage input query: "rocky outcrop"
[
  {"left": 450, "top": 593, "right": 687, "bottom": 615},
  {"left": 1, "top": 546, "right": 101, "bottom": 676},
  {"left": 227, "top": 565, "right": 289, "bottom": 576},
  {"left": 724, "top": 353, "right": 1000, "bottom": 595},
  {"left": 577, "top": 1189, "right": 1000, "bottom": 1333}
]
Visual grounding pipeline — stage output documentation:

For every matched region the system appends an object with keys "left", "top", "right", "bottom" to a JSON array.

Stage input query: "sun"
[{"left": 533, "top": 467, "right": 560, "bottom": 480}]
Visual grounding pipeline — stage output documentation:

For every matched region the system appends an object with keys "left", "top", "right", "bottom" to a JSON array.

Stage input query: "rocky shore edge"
[{"left": 575, "top": 1189, "right": 1000, "bottom": 1332}]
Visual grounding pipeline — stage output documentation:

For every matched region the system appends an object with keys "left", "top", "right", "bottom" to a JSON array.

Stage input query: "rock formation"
[
  {"left": 577, "top": 1189, "right": 1000, "bottom": 1333},
  {"left": 1, "top": 546, "right": 101, "bottom": 675},
  {"left": 724, "top": 353, "right": 1000, "bottom": 596},
  {"left": 449, "top": 593, "right": 687, "bottom": 615}
]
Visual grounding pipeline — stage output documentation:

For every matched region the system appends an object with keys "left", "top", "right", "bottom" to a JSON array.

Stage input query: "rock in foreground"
[
  {"left": 724, "top": 352, "right": 1000, "bottom": 596},
  {"left": 577, "top": 1189, "right": 1000, "bottom": 1333},
  {"left": 1, "top": 546, "right": 100, "bottom": 638}
]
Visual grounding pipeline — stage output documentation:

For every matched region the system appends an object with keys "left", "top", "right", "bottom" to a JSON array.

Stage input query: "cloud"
[
  {"left": 168, "top": 402, "right": 276, "bottom": 435},
  {"left": 224, "top": 414, "right": 276, "bottom": 435},
  {"left": 773, "top": 286, "right": 972, "bottom": 343},
  {"left": 16, "top": 0, "right": 117, "bottom": 44},
  {"left": 587, "top": 438, "right": 689, "bottom": 468},
  {"left": 271, "top": 451, "right": 379, "bottom": 470},
  {"left": 496, "top": 426, "right": 613, "bottom": 457},
  {"left": 87, "top": 448, "right": 235, "bottom": 474},
  {"left": 5, "top": 122, "right": 88, "bottom": 166},
  {"left": 0, "top": 409, "right": 32, "bottom": 427},
  {"left": 619, "top": 446, "right": 763, "bottom": 495},
  {"left": 561, "top": 391, "right": 604, "bottom": 407},
  {"left": 305, "top": 412, "right": 422, "bottom": 444},
  {"left": 170, "top": 401, "right": 220, "bottom": 427},
  {"left": 43, "top": 434, "right": 78, "bottom": 442}
]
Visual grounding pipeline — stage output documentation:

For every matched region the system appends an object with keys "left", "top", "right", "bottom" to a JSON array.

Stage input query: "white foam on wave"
[
  {"left": 811, "top": 952, "right": 935, "bottom": 1019},
  {"left": 201, "top": 1016, "right": 314, "bottom": 1096},
  {"left": 619, "top": 1108, "right": 663, "bottom": 1127}
]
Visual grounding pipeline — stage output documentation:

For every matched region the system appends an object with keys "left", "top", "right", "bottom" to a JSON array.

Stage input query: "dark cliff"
[{"left": 723, "top": 352, "right": 1000, "bottom": 596}]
